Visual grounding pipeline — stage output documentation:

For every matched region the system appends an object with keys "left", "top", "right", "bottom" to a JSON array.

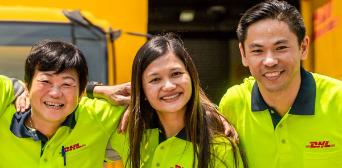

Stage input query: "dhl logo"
[
  {"left": 64, "top": 143, "right": 86, "bottom": 152},
  {"left": 306, "top": 140, "right": 335, "bottom": 148}
]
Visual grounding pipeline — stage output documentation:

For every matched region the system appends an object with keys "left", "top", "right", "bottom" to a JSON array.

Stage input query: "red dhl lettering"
[
  {"left": 313, "top": 0, "right": 338, "bottom": 39},
  {"left": 64, "top": 143, "right": 86, "bottom": 152},
  {"left": 306, "top": 140, "right": 335, "bottom": 148}
]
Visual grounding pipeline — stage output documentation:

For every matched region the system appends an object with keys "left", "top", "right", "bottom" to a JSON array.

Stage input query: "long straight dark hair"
[{"left": 128, "top": 33, "right": 237, "bottom": 168}]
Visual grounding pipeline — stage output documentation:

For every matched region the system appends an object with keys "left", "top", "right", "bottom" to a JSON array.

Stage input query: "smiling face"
[
  {"left": 29, "top": 69, "right": 80, "bottom": 124},
  {"left": 239, "top": 19, "right": 309, "bottom": 93},
  {"left": 142, "top": 52, "right": 192, "bottom": 117}
]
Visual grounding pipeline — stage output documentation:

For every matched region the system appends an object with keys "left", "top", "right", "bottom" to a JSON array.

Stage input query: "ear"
[
  {"left": 239, "top": 43, "right": 248, "bottom": 67},
  {"left": 300, "top": 36, "right": 310, "bottom": 60}
]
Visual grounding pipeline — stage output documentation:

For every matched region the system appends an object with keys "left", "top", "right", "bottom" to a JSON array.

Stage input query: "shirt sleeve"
[
  {"left": 10, "top": 78, "right": 25, "bottom": 98},
  {"left": 109, "top": 131, "right": 130, "bottom": 164},
  {"left": 0, "top": 75, "right": 15, "bottom": 114},
  {"left": 218, "top": 85, "right": 244, "bottom": 128},
  {"left": 78, "top": 97, "right": 126, "bottom": 138}
]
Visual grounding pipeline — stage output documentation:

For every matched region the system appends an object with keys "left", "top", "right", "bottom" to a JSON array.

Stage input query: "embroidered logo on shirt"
[
  {"left": 305, "top": 140, "right": 335, "bottom": 148},
  {"left": 64, "top": 143, "right": 86, "bottom": 152}
]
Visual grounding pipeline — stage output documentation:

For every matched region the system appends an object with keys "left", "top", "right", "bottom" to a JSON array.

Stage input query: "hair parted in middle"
[{"left": 128, "top": 33, "right": 239, "bottom": 168}]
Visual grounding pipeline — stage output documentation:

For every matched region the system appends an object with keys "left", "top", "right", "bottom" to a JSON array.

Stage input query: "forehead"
[
  {"left": 244, "top": 19, "right": 298, "bottom": 46},
  {"left": 144, "top": 53, "right": 186, "bottom": 74},
  {"left": 34, "top": 68, "right": 79, "bottom": 80}
]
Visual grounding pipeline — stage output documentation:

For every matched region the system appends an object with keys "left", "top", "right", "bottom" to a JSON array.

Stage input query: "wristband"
[{"left": 86, "top": 81, "right": 103, "bottom": 99}]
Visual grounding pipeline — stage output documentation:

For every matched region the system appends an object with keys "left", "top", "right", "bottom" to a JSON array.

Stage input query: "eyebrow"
[
  {"left": 248, "top": 43, "right": 263, "bottom": 48},
  {"left": 248, "top": 39, "right": 289, "bottom": 48},
  {"left": 39, "top": 72, "right": 77, "bottom": 82},
  {"left": 146, "top": 67, "right": 183, "bottom": 77},
  {"left": 62, "top": 76, "right": 77, "bottom": 82}
]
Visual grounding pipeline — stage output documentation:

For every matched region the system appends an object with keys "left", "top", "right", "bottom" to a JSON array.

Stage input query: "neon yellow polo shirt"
[
  {"left": 0, "top": 76, "right": 125, "bottom": 168},
  {"left": 219, "top": 68, "right": 342, "bottom": 168},
  {"left": 0, "top": 75, "right": 19, "bottom": 113},
  {"left": 111, "top": 116, "right": 243, "bottom": 168}
]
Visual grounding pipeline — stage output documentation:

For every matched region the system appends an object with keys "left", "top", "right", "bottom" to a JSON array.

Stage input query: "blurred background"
[
  {"left": 0, "top": 0, "right": 340, "bottom": 167},
  {"left": 149, "top": 0, "right": 300, "bottom": 103}
]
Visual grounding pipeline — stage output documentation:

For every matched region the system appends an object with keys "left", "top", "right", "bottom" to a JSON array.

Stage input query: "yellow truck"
[
  {"left": 0, "top": 0, "right": 147, "bottom": 84},
  {"left": 0, "top": 6, "right": 120, "bottom": 84}
]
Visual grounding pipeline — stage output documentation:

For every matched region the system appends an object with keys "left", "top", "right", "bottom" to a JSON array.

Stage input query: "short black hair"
[
  {"left": 25, "top": 40, "right": 88, "bottom": 95},
  {"left": 237, "top": 0, "right": 306, "bottom": 45}
]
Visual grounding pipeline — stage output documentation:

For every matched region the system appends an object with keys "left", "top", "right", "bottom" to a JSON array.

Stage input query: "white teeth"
[
  {"left": 265, "top": 71, "right": 280, "bottom": 77},
  {"left": 162, "top": 93, "right": 180, "bottom": 100},
  {"left": 44, "top": 101, "right": 64, "bottom": 108}
]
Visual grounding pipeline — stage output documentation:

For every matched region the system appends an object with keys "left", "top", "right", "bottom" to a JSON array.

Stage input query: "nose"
[
  {"left": 49, "top": 86, "right": 63, "bottom": 98},
  {"left": 162, "top": 79, "right": 176, "bottom": 91},
  {"left": 263, "top": 52, "right": 278, "bottom": 67}
]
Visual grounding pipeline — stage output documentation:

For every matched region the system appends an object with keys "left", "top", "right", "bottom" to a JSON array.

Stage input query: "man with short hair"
[
  {"left": 219, "top": 1, "right": 342, "bottom": 168},
  {"left": 0, "top": 40, "right": 125, "bottom": 167}
]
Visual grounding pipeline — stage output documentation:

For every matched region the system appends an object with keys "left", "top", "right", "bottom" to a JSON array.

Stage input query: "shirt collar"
[
  {"left": 251, "top": 68, "right": 316, "bottom": 115},
  {"left": 149, "top": 112, "right": 188, "bottom": 142},
  {"left": 10, "top": 109, "right": 76, "bottom": 141}
]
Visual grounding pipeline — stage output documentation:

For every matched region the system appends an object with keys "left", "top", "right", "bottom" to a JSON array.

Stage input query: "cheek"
[
  {"left": 29, "top": 87, "right": 45, "bottom": 101},
  {"left": 183, "top": 76, "right": 192, "bottom": 99},
  {"left": 64, "top": 90, "right": 80, "bottom": 105},
  {"left": 142, "top": 83, "right": 157, "bottom": 102}
]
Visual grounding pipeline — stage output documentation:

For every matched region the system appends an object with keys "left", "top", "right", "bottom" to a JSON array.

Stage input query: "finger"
[
  {"left": 222, "top": 121, "right": 231, "bottom": 136},
  {"left": 118, "top": 106, "right": 130, "bottom": 133},
  {"left": 15, "top": 97, "right": 24, "bottom": 112},
  {"left": 20, "top": 98, "right": 27, "bottom": 112},
  {"left": 15, "top": 100, "right": 21, "bottom": 112},
  {"left": 124, "top": 83, "right": 131, "bottom": 94},
  {"left": 25, "top": 96, "right": 30, "bottom": 110},
  {"left": 234, "top": 134, "right": 240, "bottom": 144}
]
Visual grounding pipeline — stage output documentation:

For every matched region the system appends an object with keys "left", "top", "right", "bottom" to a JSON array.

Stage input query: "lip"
[
  {"left": 263, "top": 70, "right": 284, "bottom": 80},
  {"left": 160, "top": 92, "right": 182, "bottom": 102},
  {"left": 43, "top": 101, "right": 65, "bottom": 109}
]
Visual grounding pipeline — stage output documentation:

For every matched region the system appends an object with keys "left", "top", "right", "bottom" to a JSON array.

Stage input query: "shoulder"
[
  {"left": 0, "top": 75, "right": 15, "bottom": 108},
  {"left": 76, "top": 97, "right": 125, "bottom": 120},
  {"left": 312, "top": 73, "right": 342, "bottom": 98},
  {"left": 312, "top": 73, "right": 342, "bottom": 88},
  {"left": 219, "top": 77, "right": 254, "bottom": 117},
  {"left": 220, "top": 76, "right": 254, "bottom": 104},
  {"left": 0, "top": 75, "right": 13, "bottom": 90},
  {"left": 78, "top": 97, "right": 125, "bottom": 112}
]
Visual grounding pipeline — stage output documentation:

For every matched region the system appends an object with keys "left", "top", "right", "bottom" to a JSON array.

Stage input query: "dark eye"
[
  {"left": 149, "top": 78, "right": 160, "bottom": 83},
  {"left": 39, "top": 80, "right": 50, "bottom": 84},
  {"left": 251, "top": 49, "right": 262, "bottom": 54},
  {"left": 62, "top": 83, "right": 72, "bottom": 88},
  {"left": 276, "top": 46, "right": 288, "bottom": 50},
  {"left": 172, "top": 71, "right": 183, "bottom": 77}
]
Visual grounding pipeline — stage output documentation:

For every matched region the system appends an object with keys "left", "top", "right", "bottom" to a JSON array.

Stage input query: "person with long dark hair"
[{"left": 110, "top": 33, "right": 243, "bottom": 168}]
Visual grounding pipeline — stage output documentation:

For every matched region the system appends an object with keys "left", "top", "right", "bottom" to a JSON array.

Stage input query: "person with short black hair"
[
  {"left": 219, "top": 1, "right": 342, "bottom": 167},
  {"left": 0, "top": 40, "right": 126, "bottom": 168}
]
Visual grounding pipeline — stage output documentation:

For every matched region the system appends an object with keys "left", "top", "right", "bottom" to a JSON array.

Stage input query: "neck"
[
  {"left": 259, "top": 75, "right": 301, "bottom": 116},
  {"left": 29, "top": 112, "right": 63, "bottom": 138},
  {"left": 157, "top": 111, "right": 185, "bottom": 138}
]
